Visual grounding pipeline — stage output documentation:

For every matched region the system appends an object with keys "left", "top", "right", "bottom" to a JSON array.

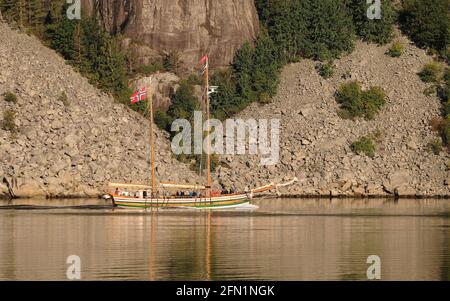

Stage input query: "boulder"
[
  {"left": 14, "top": 180, "right": 46, "bottom": 198},
  {"left": 352, "top": 186, "right": 366, "bottom": 196},
  {"left": 366, "top": 184, "right": 385, "bottom": 196},
  {"left": 384, "top": 170, "right": 412, "bottom": 194},
  {"left": 341, "top": 180, "right": 353, "bottom": 192},
  {"left": 394, "top": 186, "right": 416, "bottom": 197},
  {"left": 0, "top": 182, "right": 9, "bottom": 198}
]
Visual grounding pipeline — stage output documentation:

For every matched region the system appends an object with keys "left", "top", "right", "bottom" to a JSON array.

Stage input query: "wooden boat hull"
[{"left": 111, "top": 193, "right": 251, "bottom": 210}]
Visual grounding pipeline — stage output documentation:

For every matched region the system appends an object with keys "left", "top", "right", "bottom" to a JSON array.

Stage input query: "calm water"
[{"left": 0, "top": 198, "right": 449, "bottom": 281}]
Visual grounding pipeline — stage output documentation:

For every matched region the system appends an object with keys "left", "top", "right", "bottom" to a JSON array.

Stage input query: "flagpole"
[
  {"left": 147, "top": 83, "right": 157, "bottom": 197},
  {"left": 205, "top": 57, "right": 212, "bottom": 197}
]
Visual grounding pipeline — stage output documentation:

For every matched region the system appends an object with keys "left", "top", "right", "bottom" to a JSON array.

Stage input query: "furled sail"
[{"left": 160, "top": 182, "right": 206, "bottom": 190}]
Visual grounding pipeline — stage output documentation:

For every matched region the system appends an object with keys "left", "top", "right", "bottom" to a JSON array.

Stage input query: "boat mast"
[
  {"left": 204, "top": 56, "right": 212, "bottom": 196},
  {"left": 148, "top": 83, "right": 157, "bottom": 196}
]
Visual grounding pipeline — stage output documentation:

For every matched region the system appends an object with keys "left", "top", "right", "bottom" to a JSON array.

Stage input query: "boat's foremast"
[
  {"left": 147, "top": 81, "right": 157, "bottom": 197},
  {"left": 204, "top": 55, "right": 212, "bottom": 197}
]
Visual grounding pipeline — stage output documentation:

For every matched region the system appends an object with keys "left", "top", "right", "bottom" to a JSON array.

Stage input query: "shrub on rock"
[
  {"left": 418, "top": 62, "right": 444, "bottom": 83},
  {"left": 2, "top": 109, "right": 17, "bottom": 132},
  {"left": 386, "top": 41, "right": 405, "bottom": 57},
  {"left": 59, "top": 92, "right": 70, "bottom": 107},
  {"left": 318, "top": 61, "right": 335, "bottom": 79},
  {"left": 335, "top": 81, "right": 386, "bottom": 120},
  {"left": 428, "top": 138, "right": 443, "bottom": 155},
  {"left": 3, "top": 91, "right": 17, "bottom": 103},
  {"left": 351, "top": 135, "right": 376, "bottom": 158}
]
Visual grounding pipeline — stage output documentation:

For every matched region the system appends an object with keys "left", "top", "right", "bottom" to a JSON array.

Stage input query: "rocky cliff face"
[
  {"left": 218, "top": 33, "right": 450, "bottom": 198},
  {"left": 82, "top": 0, "right": 260, "bottom": 69},
  {"left": 1, "top": 20, "right": 449, "bottom": 199},
  {"left": 0, "top": 22, "right": 202, "bottom": 198}
]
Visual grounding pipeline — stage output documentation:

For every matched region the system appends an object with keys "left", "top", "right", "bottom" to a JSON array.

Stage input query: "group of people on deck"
[
  {"left": 175, "top": 191, "right": 199, "bottom": 198},
  {"left": 174, "top": 186, "right": 238, "bottom": 198},
  {"left": 114, "top": 185, "right": 238, "bottom": 198}
]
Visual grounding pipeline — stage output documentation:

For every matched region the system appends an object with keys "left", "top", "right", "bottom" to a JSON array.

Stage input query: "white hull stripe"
[{"left": 113, "top": 194, "right": 249, "bottom": 204}]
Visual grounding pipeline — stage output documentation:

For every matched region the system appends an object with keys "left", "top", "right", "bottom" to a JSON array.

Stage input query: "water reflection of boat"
[{"left": 106, "top": 56, "right": 296, "bottom": 210}]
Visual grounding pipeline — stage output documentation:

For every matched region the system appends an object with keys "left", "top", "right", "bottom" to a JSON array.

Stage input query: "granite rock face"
[
  {"left": 82, "top": 0, "right": 260, "bottom": 69},
  {"left": 0, "top": 21, "right": 203, "bottom": 198},
  {"left": 216, "top": 32, "right": 450, "bottom": 198}
]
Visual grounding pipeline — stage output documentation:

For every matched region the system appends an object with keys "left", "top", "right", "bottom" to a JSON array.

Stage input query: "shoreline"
[{"left": 2, "top": 193, "right": 450, "bottom": 201}]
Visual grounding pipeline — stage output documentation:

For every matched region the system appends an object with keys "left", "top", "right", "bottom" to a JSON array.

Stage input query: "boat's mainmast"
[
  {"left": 204, "top": 57, "right": 212, "bottom": 196},
  {"left": 148, "top": 83, "right": 157, "bottom": 196}
]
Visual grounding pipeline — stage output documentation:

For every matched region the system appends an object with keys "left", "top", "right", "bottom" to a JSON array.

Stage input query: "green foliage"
[
  {"left": 430, "top": 117, "right": 450, "bottom": 147},
  {"left": 210, "top": 69, "right": 240, "bottom": 120},
  {"left": 255, "top": 0, "right": 355, "bottom": 61},
  {"left": 161, "top": 80, "right": 222, "bottom": 173},
  {"left": 166, "top": 80, "right": 200, "bottom": 126},
  {"left": 232, "top": 42, "right": 257, "bottom": 103},
  {"left": 441, "top": 120, "right": 450, "bottom": 145},
  {"left": 2, "top": 109, "right": 16, "bottom": 132},
  {"left": 336, "top": 81, "right": 386, "bottom": 120},
  {"left": 318, "top": 61, "right": 335, "bottom": 79},
  {"left": 43, "top": 8, "right": 132, "bottom": 104},
  {"left": 154, "top": 110, "right": 171, "bottom": 131},
  {"left": 351, "top": 135, "right": 376, "bottom": 158},
  {"left": 59, "top": 92, "right": 69, "bottom": 107},
  {"left": 361, "top": 86, "right": 388, "bottom": 119},
  {"left": 133, "top": 62, "right": 164, "bottom": 76},
  {"left": 302, "top": 0, "right": 356, "bottom": 59},
  {"left": 3, "top": 91, "right": 17, "bottom": 103},
  {"left": 342, "top": 69, "right": 352, "bottom": 80},
  {"left": 162, "top": 50, "right": 182, "bottom": 73},
  {"left": 424, "top": 85, "right": 438, "bottom": 96},
  {"left": 44, "top": 9, "right": 77, "bottom": 60},
  {"left": 192, "top": 154, "right": 220, "bottom": 172},
  {"left": 251, "top": 33, "right": 282, "bottom": 101},
  {"left": 386, "top": 41, "right": 405, "bottom": 57},
  {"left": 203, "top": 32, "right": 284, "bottom": 120},
  {"left": 443, "top": 68, "right": 450, "bottom": 101},
  {"left": 0, "top": 0, "right": 46, "bottom": 31},
  {"left": 418, "top": 62, "right": 444, "bottom": 83},
  {"left": 400, "top": 0, "right": 450, "bottom": 61},
  {"left": 346, "top": 0, "right": 397, "bottom": 44},
  {"left": 428, "top": 138, "right": 443, "bottom": 155},
  {"left": 186, "top": 74, "right": 203, "bottom": 86}
]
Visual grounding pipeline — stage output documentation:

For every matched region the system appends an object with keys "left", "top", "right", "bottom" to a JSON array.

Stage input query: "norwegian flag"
[
  {"left": 199, "top": 54, "right": 208, "bottom": 74},
  {"left": 130, "top": 87, "right": 147, "bottom": 104}
]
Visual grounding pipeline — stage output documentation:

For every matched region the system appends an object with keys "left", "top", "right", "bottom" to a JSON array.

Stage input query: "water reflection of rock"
[{"left": 0, "top": 198, "right": 448, "bottom": 280}]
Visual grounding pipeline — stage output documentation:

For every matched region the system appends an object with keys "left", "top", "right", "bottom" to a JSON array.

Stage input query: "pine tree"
[
  {"left": 0, "top": 0, "right": 25, "bottom": 27},
  {"left": 26, "top": 0, "right": 46, "bottom": 31},
  {"left": 254, "top": 0, "right": 355, "bottom": 61},
  {"left": 400, "top": 0, "right": 450, "bottom": 60},
  {"left": 73, "top": 22, "right": 83, "bottom": 65},
  {"left": 259, "top": 0, "right": 307, "bottom": 60},
  {"left": 167, "top": 80, "right": 200, "bottom": 122},
  {"left": 347, "top": 0, "right": 396, "bottom": 44},
  {"left": 210, "top": 69, "right": 239, "bottom": 120},
  {"left": 252, "top": 33, "right": 282, "bottom": 103},
  {"left": 302, "top": 0, "right": 355, "bottom": 60},
  {"left": 45, "top": 11, "right": 77, "bottom": 60},
  {"left": 232, "top": 42, "right": 256, "bottom": 103}
]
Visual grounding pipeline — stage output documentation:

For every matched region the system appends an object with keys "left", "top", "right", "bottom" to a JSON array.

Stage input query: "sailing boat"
[{"left": 107, "top": 55, "right": 297, "bottom": 209}]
